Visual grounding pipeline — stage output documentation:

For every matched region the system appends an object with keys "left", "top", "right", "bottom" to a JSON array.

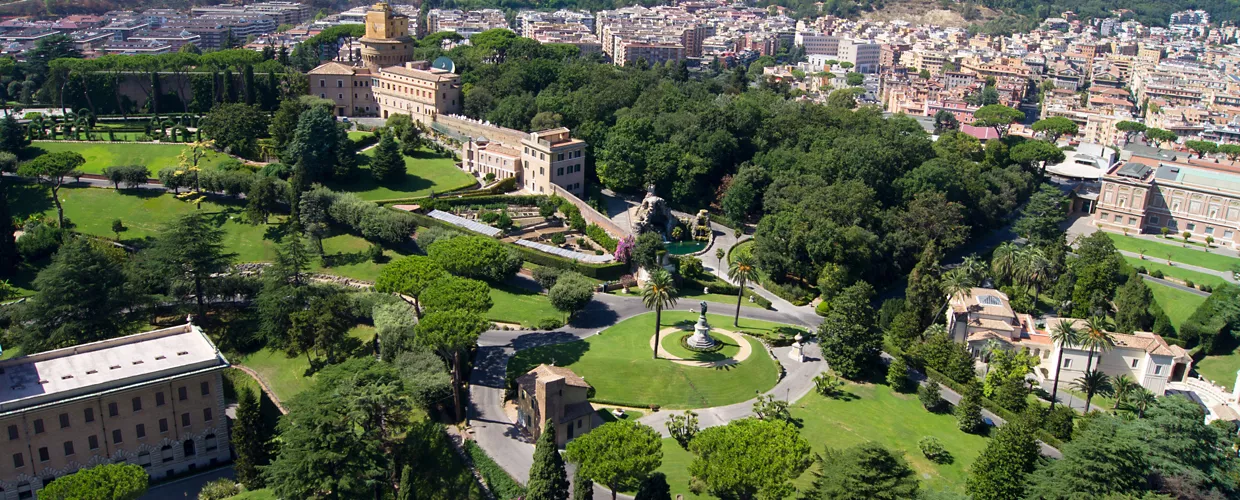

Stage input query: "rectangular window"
[
  {"left": 137, "top": 424, "right": 147, "bottom": 438},
  {"left": 84, "top": 408, "right": 94, "bottom": 423},
  {"left": 12, "top": 453, "right": 23, "bottom": 468},
  {"left": 1131, "top": 358, "right": 1138, "bottom": 368},
  {"left": 4, "top": 424, "right": 17, "bottom": 440},
  {"left": 182, "top": 413, "right": 191, "bottom": 428},
  {"left": 1113, "top": 215, "right": 1122, "bottom": 222},
  {"left": 1062, "top": 358, "right": 1072, "bottom": 368},
  {"left": 88, "top": 435, "right": 98, "bottom": 450},
  {"left": 557, "top": 153, "right": 564, "bottom": 161},
  {"left": 32, "top": 419, "right": 43, "bottom": 434},
  {"left": 1187, "top": 223, "right": 1196, "bottom": 231},
  {"left": 1100, "top": 211, "right": 1109, "bottom": 219},
  {"left": 1154, "top": 365, "right": 1164, "bottom": 375},
  {"left": 201, "top": 381, "right": 210, "bottom": 396},
  {"left": 132, "top": 396, "right": 142, "bottom": 412},
  {"left": 159, "top": 419, "right": 168, "bottom": 433},
  {"left": 178, "top": 387, "right": 188, "bottom": 401},
  {"left": 1150, "top": 215, "right": 1160, "bottom": 224},
  {"left": 108, "top": 402, "right": 118, "bottom": 417},
  {"left": 1225, "top": 230, "right": 1235, "bottom": 239},
  {"left": 1128, "top": 217, "right": 1137, "bottom": 225},
  {"left": 156, "top": 392, "right": 165, "bottom": 407},
  {"left": 203, "top": 408, "right": 213, "bottom": 422},
  {"left": 320, "top": 80, "right": 324, "bottom": 87},
  {"left": 557, "top": 167, "right": 564, "bottom": 176},
  {"left": 1206, "top": 226, "right": 1214, "bottom": 235},
  {"left": 58, "top": 413, "right": 69, "bottom": 429},
  {"left": 37, "top": 448, "right": 48, "bottom": 462},
  {"left": 63, "top": 441, "right": 73, "bottom": 457},
  {"left": 112, "top": 429, "right": 122, "bottom": 444}
]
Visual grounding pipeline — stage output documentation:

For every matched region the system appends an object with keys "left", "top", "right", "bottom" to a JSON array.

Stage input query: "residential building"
[
  {"left": 426, "top": 9, "right": 509, "bottom": 38},
  {"left": 946, "top": 288, "right": 1193, "bottom": 395},
  {"left": 515, "top": 365, "right": 596, "bottom": 447},
  {"left": 308, "top": 62, "right": 377, "bottom": 117},
  {"left": 1093, "top": 154, "right": 1240, "bottom": 249},
  {"left": 372, "top": 61, "right": 462, "bottom": 126},
  {"left": 440, "top": 115, "right": 588, "bottom": 197},
  {"left": 192, "top": 2, "right": 312, "bottom": 26},
  {"left": 0, "top": 323, "right": 230, "bottom": 499}
]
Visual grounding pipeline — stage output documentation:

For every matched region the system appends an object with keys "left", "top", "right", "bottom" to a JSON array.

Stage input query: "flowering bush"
[{"left": 614, "top": 235, "right": 635, "bottom": 263}]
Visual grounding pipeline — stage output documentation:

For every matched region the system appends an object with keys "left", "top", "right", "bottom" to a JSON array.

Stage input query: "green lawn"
[
  {"left": 227, "top": 489, "right": 275, "bottom": 500},
  {"left": 29, "top": 141, "right": 232, "bottom": 175},
  {"left": 655, "top": 438, "right": 706, "bottom": 499},
  {"left": 487, "top": 284, "right": 562, "bottom": 328},
  {"left": 231, "top": 325, "right": 376, "bottom": 403},
  {"left": 1197, "top": 351, "right": 1240, "bottom": 392},
  {"left": 660, "top": 330, "right": 742, "bottom": 362},
  {"left": 728, "top": 240, "right": 754, "bottom": 264},
  {"left": 788, "top": 383, "right": 989, "bottom": 495},
  {"left": 508, "top": 311, "right": 782, "bottom": 409},
  {"left": 331, "top": 148, "right": 475, "bottom": 201},
  {"left": 1125, "top": 257, "right": 1227, "bottom": 289},
  {"left": 609, "top": 288, "right": 763, "bottom": 309},
  {"left": 8, "top": 185, "right": 402, "bottom": 282},
  {"left": 1147, "top": 281, "right": 1207, "bottom": 331},
  {"left": 1107, "top": 232, "right": 1240, "bottom": 273}
]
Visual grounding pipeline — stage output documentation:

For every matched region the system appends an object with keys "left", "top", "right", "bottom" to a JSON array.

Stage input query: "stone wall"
[
  {"left": 550, "top": 183, "right": 629, "bottom": 239},
  {"left": 435, "top": 113, "right": 526, "bottom": 146}
]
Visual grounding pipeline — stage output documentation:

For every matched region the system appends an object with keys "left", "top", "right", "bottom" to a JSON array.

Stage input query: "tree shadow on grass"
[
  {"left": 4, "top": 181, "right": 53, "bottom": 219},
  {"left": 321, "top": 251, "right": 371, "bottom": 267}
]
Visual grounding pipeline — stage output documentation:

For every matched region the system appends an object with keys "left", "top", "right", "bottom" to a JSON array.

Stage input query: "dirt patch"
[{"left": 861, "top": 0, "right": 1001, "bottom": 27}]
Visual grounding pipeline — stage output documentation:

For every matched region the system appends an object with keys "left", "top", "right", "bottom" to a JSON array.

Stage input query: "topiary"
[{"left": 537, "top": 317, "right": 565, "bottom": 330}]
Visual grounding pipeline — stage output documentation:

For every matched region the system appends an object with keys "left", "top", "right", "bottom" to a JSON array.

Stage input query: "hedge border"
[
  {"left": 921, "top": 365, "right": 1064, "bottom": 450},
  {"left": 464, "top": 440, "right": 526, "bottom": 500}
]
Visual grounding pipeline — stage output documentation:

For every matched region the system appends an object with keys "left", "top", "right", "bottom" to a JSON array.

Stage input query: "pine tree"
[
  {"left": 396, "top": 465, "right": 414, "bottom": 500},
  {"left": 1113, "top": 271, "right": 1153, "bottom": 333},
  {"left": 956, "top": 382, "right": 984, "bottom": 434},
  {"left": 528, "top": 419, "right": 570, "bottom": 500},
  {"left": 966, "top": 416, "right": 1040, "bottom": 500},
  {"left": 634, "top": 472, "right": 671, "bottom": 500},
  {"left": 370, "top": 129, "right": 405, "bottom": 183},
  {"left": 232, "top": 387, "right": 272, "bottom": 489},
  {"left": 572, "top": 465, "right": 593, "bottom": 500}
]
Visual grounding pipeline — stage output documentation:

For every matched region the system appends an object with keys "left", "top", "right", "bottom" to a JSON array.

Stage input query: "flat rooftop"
[{"left": 0, "top": 323, "right": 228, "bottom": 415}]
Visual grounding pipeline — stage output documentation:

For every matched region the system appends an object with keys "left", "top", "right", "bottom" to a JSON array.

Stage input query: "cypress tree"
[
  {"left": 370, "top": 129, "right": 405, "bottom": 182},
  {"left": 528, "top": 419, "right": 569, "bottom": 500},
  {"left": 232, "top": 387, "right": 272, "bottom": 489},
  {"left": 956, "top": 382, "right": 984, "bottom": 434},
  {"left": 396, "top": 465, "right": 414, "bottom": 500},
  {"left": 223, "top": 68, "right": 237, "bottom": 103},
  {"left": 572, "top": 465, "right": 593, "bottom": 500},
  {"left": 0, "top": 152, "right": 17, "bottom": 277},
  {"left": 243, "top": 64, "right": 256, "bottom": 105}
]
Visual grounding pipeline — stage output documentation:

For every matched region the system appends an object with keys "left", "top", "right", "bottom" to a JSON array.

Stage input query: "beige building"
[
  {"left": 0, "top": 323, "right": 230, "bottom": 499},
  {"left": 520, "top": 128, "right": 586, "bottom": 196},
  {"left": 515, "top": 365, "right": 596, "bottom": 447},
  {"left": 373, "top": 61, "right": 462, "bottom": 126},
  {"left": 1093, "top": 156, "right": 1240, "bottom": 250},
  {"left": 444, "top": 116, "right": 588, "bottom": 197},
  {"left": 946, "top": 288, "right": 1192, "bottom": 395},
  {"left": 359, "top": 2, "right": 414, "bottom": 71},
  {"left": 308, "top": 62, "right": 377, "bottom": 117}
]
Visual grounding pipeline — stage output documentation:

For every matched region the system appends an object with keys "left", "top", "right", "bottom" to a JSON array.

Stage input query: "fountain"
[{"left": 685, "top": 300, "right": 717, "bottom": 349}]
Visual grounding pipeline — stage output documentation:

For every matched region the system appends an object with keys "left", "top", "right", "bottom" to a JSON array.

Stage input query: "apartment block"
[
  {"left": 426, "top": 9, "right": 509, "bottom": 38},
  {"left": 0, "top": 324, "right": 230, "bottom": 499}
]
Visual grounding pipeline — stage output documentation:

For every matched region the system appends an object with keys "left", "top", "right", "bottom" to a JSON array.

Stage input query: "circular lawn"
[
  {"left": 660, "top": 330, "right": 742, "bottom": 363},
  {"left": 507, "top": 311, "right": 786, "bottom": 409}
]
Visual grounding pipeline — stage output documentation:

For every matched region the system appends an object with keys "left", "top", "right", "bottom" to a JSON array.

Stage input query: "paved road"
[{"left": 141, "top": 465, "right": 234, "bottom": 499}]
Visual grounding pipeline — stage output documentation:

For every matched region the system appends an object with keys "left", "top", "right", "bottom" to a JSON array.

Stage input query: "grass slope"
[
  {"left": 231, "top": 325, "right": 376, "bottom": 403},
  {"left": 30, "top": 141, "right": 231, "bottom": 175},
  {"left": 508, "top": 311, "right": 783, "bottom": 409},
  {"left": 1125, "top": 257, "right": 1227, "bottom": 289},
  {"left": 1197, "top": 352, "right": 1240, "bottom": 392},
  {"left": 1107, "top": 232, "right": 1240, "bottom": 273},
  {"left": 333, "top": 148, "right": 475, "bottom": 201},
  {"left": 1147, "top": 281, "right": 1207, "bottom": 331}
]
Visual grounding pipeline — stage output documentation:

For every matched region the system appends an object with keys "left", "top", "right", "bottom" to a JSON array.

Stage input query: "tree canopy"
[{"left": 687, "top": 418, "right": 813, "bottom": 499}]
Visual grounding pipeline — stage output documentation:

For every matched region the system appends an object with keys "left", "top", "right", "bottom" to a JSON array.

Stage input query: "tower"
[{"left": 359, "top": 2, "right": 414, "bottom": 70}]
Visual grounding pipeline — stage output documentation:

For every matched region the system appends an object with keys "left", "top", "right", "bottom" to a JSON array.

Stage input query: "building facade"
[
  {"left": 0, "top": 323, "right": 230, "bottom": 499},
  {"left": 515, "top": 365, "right": 596, "bottom": 447},
  {"left": 372, "top": 61, "right": 462, "bottom": 126},
  {"left": 308, "top": 62, "right": 377, "bottom": 117},
  {"left": 946, "top": 288, "right": 1192, "bottom": 395},
  {"left": 1093, "top": 157, "right": 1240, "bottom": 250}
]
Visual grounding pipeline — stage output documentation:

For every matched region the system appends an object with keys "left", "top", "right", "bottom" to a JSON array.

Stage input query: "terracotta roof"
[
  {"left": 516, "top": 364, "right": 590, "bottom": 389},
  {"left": 381, "top": 64, "right": 458, "bottom": 82},
  {"left": 308, "top": 61, "right": 361, "bottom": 75}
]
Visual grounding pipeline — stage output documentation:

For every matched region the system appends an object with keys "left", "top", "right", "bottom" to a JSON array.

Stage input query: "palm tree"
[
  {"left": 931, "top": 269, "right": 973, "bottom": 326},
  {"left": 1127, "top": 388, "right": 1157, "bottom": 418},
  {"left": 641, "top": 269, "right": 678, "bottom": 360},
  {"left": 1081, "top": 316, "right": 1115, "bottom": 373},
  {"left": 728, "top": 252, "right": 758, "bottom": 327},
  {"left": 1110, "top": 374, "right": 1138, "bottom": 410},
  {"left": 991, "top": 242, "right": 1018, "bottom": 284},
  {"left": 979, "top": 338, "right": 1004, "bottom": 378},
  {"left": 956, "top": 254, "right": 987, "bottom": 284},
  {"left": 1072, "top": 369, "right": 1113, "bottom": 413},
  {"left": 1016, "top": 247, "right": 1053, "bottom": 306},
  {"left": 1049, "top": 320, "right": 1081, "bottom": 409}
]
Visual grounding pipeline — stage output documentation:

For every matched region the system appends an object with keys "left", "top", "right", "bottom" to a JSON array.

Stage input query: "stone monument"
[
  {"left": 686, "top": 300, "right": 716, "bottom": 349},
  {"left": 632, "top": 186, "right": 675, "bottom": 236},
  {"left": 790, "top": 332, "right": 805, "bottom": 363}
]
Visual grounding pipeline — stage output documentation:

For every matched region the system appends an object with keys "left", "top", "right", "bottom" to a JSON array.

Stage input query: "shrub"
[
  {"left": 813, "top": 372, "right": 845, "bottom": 398},
  {"left": 585, "top": 224, "right": 618, "bottom": 252},
  {"left": 416, "top": 225, "right": 460, "bottom": 250},
  {"left": 918, "top": 437, "right": 950, "bottom": 464},
  {"left": 366, "top": 243, "right": 384, "bottom": 263},
  {"left": 429, "top": 235, "right": 523, "bottom": 282},
  {"left": 1134, "top": 266, "right": 1146, "bottom": 274},
  {"left": 464, "top": 441, "right": 526, "bottom": 500},
  {"left": 16, "top": 223, "right": 63, "bottom": 260},
  {"left": 886, "top": 357, "right": 911, "bottom": 393},
  {"left": 548, "top": 271, "right": 593, "bottom": 317},
  {"left": 919, "top": 380, "right": 944, "bottom": 412},
  {"left": 549, "top": 232, "right": 566, "bottom": 245},
  {"left": 1151, "top": 269, "right": 1164, "bottom": 279},
  {"left": 537, "top": 317, "right": 564, "bottom": 330},
  {"left": 197, "top": 479, "right": 242, "bottom": 500},
  {"left": 532, "top": 265, "right": 564, "bottom": 289},
  {"left": 1201, "top": 284, "right": 1213, "bottom": 293},
  {"left": 815, "top": 300, "right": 830, "bottom": 316}
]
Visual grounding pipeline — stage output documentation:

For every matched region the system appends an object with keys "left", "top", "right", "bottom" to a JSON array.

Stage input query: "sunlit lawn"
[
  {"left": 1106, "top": 232, "right": 1240, "bottom": 273},
  {"left": 508, "top": 312, "right": 782, "bottom": 409},
  {"left": 1147, "top": 281, "right": 1207, "bottom": 332},
  {"left": 231, "top": 325, "right": 377, "bottom": 403},
  {"left": 487, "top": 284, "right": 561, "bottom": 327},
  {"left": 1197, "top": 352, "right": 1240, "bottom": 392},
  {"left": 1125, "top": 257, "right": 1228, "bottom": 289},
  {"left": 29, "top": 141, "right": 232, "bottom": 175},
  {"left": 331, "top": 147, "right": 475, "bottom": 201}
]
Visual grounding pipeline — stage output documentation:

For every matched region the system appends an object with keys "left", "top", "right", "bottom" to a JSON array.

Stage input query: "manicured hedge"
[
  {"left": 586, "top": 223, "right": 618, "bottom": 252},
  {"left": 378, "top": 193, "right": 544, "bottom": 208},
  {"left": 464, "top": 440, "right": 526, "bottom": 500},
  {"left": 922, "top": 365, "right": 1064, "bottom": 450}
]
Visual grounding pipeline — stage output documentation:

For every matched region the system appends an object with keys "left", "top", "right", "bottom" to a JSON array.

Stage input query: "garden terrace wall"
[
  {"left": 405, "top": 210, "right": 627, "bottom": 280},
  {"left": 549, "top": 183, "right": 629, "bottom": 241}
]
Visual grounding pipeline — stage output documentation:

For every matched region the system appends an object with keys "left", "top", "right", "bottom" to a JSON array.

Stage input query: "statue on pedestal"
[{"left": 686, "top": 300, "right": 716, "bottom": 349}]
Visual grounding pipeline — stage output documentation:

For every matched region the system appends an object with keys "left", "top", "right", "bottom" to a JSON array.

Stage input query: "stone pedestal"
[
  {"left": 790, "top": 332, "right": 805, "bottom": 363},
  {"left": 686, "top": 312, "right": 716, "bottom": 349}
]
